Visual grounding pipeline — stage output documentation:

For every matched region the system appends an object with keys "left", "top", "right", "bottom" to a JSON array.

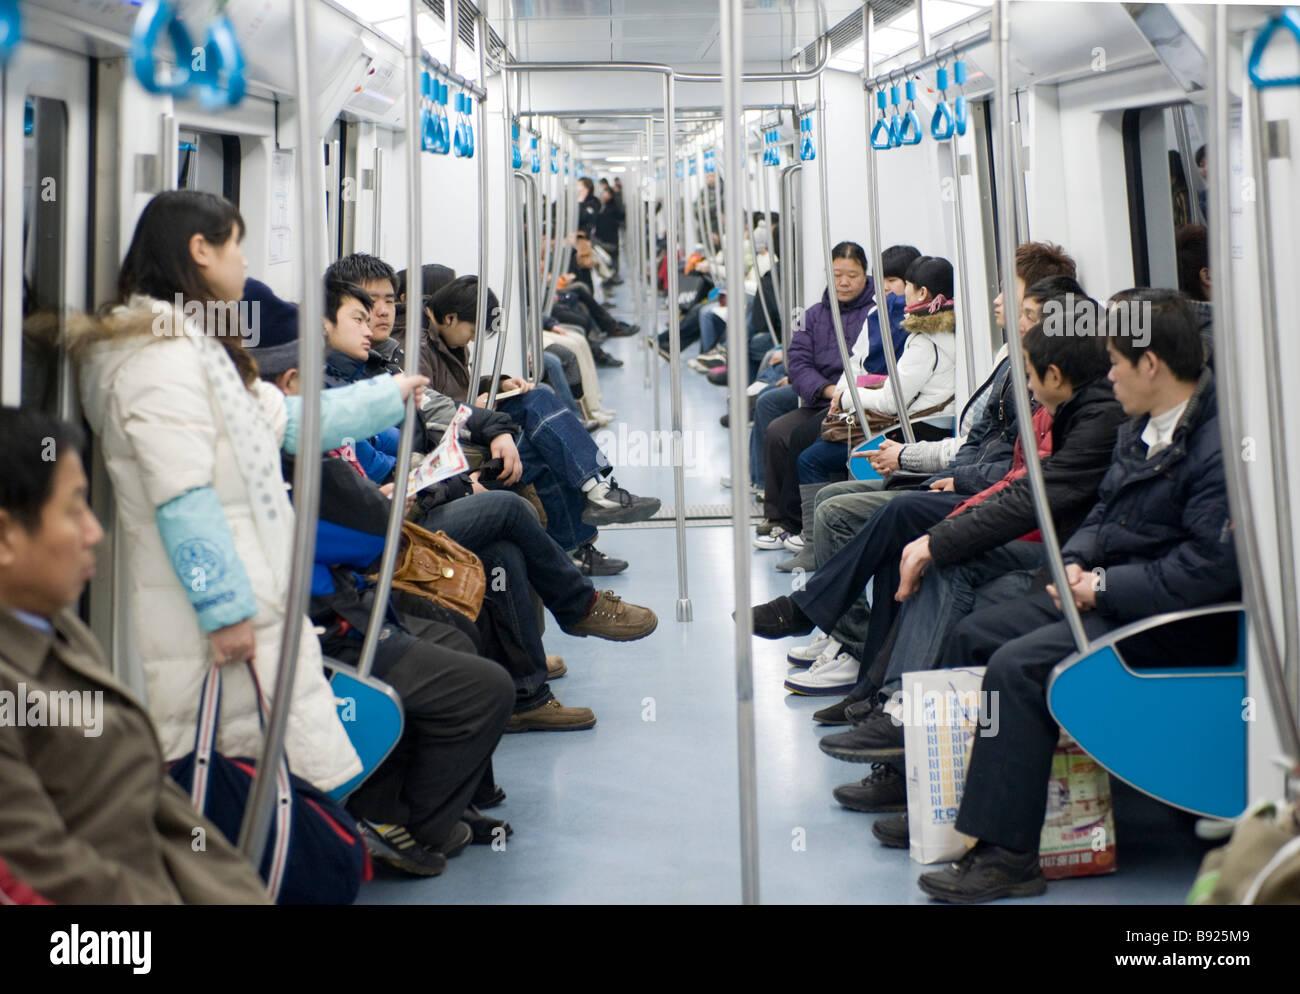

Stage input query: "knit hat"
[{"left": 242, "top": 278, "right": 299, "bottom": 377}]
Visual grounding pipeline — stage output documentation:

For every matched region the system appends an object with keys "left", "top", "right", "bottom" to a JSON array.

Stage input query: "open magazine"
[{"left": 405, "top": 404, "right": 473, "bottom": 499}]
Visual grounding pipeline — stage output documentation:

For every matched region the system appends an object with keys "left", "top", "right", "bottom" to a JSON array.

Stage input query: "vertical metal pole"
[
  {"left": 649, "top": 118, "right": 663, "bottom": 436},
  {"left": 1210, "top": 11, "right": 1300, "bottom": 763},
  {"left": 639, "top": 129, "right": 653, "bottom": 389},
  {"left": 993, "top": 0, "right": 1086, "bottom": 650},
  {"left": 744, "top": 138, "right": 778, "bottom": 342},
  {"left": 757, "top": 121, "right": 782, "bottom": 345},
  {"left": 664, "top": 70, "right": 692, "bottom": 621},
  {"left": 720, "top": 0, "right": 758, "bottom": 906},
  {"left": 468, "top": 12, "right": 492, "bottom": 396},
  {"left": 497, "top": 61, "right": 520, "bottom": 384},
  {"left": 515, "top": 173, "right": 532, "bottom": 375},
  {"left": 234, "top": 0, "right": 325, "bottom": 858},
  {"left": 949, "top": 141, "right": 978, "bottom": 397},
  {"left": 818, "top": 63, "right": 886, "bottom": 443},
  {"left": 779, "top": 162, "right": 802, "bottom": 357},
  {"left": 1246, "top": 74, "right": 1299, "bottom": 727}
]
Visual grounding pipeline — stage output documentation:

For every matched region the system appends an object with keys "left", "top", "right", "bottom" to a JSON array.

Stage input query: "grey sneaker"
[{"left": 359, "top": 821, "right": 448, "bottom": 877}]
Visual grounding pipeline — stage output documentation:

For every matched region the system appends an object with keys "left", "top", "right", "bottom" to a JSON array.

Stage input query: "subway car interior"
[{"left": 2, "top": 0, "right": 1300, "bottom": 910}]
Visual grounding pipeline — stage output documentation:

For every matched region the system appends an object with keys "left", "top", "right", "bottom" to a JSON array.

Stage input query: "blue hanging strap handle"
[
  {"left": 195, "top": 15, "right": 247, "bottom": 110},
  {"left": 888, "top": 82, "right": 904, "bottom": 148},
  {"left": 434, "top": 81, "right": 451, "bottom": 155},
  {"left": 550, "top": 145, "right": 558, "bottom": 174},
  {"left": 953, "top": 59, "right": 969, "bottom": 136},
  {"left": 511, "top": 121, "right": 522, "bottom": 169},
  {"left": 800, "top": 114, "right": 816, "bottom": 161},
  {"left": 130, "top": 0, "right": 196, "bottom": 97},
  {"left": 899, "top": 79, "right": 923, "bottom": 145},
  {"left": 870, "top": 89, "right": 893, "bottom": 150},
  {"left": 453, "top": 93, "right": 470, "bottom": 157},
  {"left": 0, "top": 0, "right": 21, "bottom": 65},
  {"left": 931, "top": 65, "right": 956, "bottom": 140},
  {"left": 466, "top": 96, "right": 475, "bottom": 157},
  {"left": 530, "top": 135, "right": 541, "bottom": 173},
  {"left": 1248, "top": 7, "right": 1300, "bottom": 88}
]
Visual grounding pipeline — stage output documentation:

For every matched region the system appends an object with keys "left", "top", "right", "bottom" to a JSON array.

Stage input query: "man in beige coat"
[{"left": 0, "top": 406, "right": 269, "bottom": 904}]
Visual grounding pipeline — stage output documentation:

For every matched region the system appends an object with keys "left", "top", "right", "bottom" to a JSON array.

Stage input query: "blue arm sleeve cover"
[
  {"left": 155, "top": 486, "right": 259, "bottom": 634},
  {"left": 282, "top": 375, "right": 406, "bottom": 454}
]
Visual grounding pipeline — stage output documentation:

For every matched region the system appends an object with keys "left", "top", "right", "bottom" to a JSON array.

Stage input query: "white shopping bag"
[{"left": 900, "top": 667, "right": 987, "bottom": 864}]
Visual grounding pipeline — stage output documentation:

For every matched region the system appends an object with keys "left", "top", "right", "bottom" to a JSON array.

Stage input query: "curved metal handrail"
[
  {"left": 857, "top": 6, "right": 914, "bottom": 443},
  {"left": 1208, "top": 8, "right": 1300, "bottom": 766},
  {"left": 236, "top": 0, "right": 327, "bottom": 863}
]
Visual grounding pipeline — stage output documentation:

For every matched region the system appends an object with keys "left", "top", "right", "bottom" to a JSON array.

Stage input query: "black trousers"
[
  {"left": 942, "top": 590, "right": 1238, "bottom": 853},
  {"left": 338, "top": 617, "right": 514, "bottom": 849},
  {"left": 762, "top": 405, "right": 827, "bottom": 531},
  {"left": 791, "top": 490, "right": 964, "bottom": 697}
]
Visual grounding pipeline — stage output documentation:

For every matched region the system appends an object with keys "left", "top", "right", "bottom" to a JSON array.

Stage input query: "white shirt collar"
[{"left": 1141, "top": 398, "right": 1189, "bottom": 458}]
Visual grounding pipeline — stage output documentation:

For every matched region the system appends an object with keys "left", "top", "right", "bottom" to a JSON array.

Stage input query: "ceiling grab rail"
[
  {"left": 235, "top": 0, "right": 327, "bottom": 862},
  {"left": 992, "top": 0, "right": 1087, "bottom": 651},
  {"left": 1245, "top": 43, "right": 1300, "bottom": 737},
  {"left": 1210, "top": 8, "right": 1300, "bottom": 770},
  {"left": 719, "top": 0, "right": 759, "bottom": 907},
  {"left": 469, "top": 12, "right": 496, "bottom": 405},
  {"left": 857, "top": 4, "right": 914, "bottom": 444}
]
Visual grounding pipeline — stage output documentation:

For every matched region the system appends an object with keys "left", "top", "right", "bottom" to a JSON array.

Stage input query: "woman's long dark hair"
[{"left": 117, "top": 190, "right": 256, "bottom": 385}]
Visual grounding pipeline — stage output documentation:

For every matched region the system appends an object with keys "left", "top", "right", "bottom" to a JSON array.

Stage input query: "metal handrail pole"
[
  {"left": 720, "top": 0, "right": 759, "bottom": 906},
  {"left": 238, "top": 0, "right": 330, "bottom": 864},
  {"left": 992, "top": 0, "right": 1086, "bottom": 650},
  {"left": 1209, "top": 10, "right": 1300, "bottom": 762}
]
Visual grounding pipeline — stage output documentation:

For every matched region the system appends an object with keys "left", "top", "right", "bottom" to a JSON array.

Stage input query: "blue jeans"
[
  {"left": 797, "top": 438, "right": 847, "bottom": 485},
  {"left": 881, "top": 541, "right": 1046, "bottom": 688},
  {"left": 749, "top": 384, "right": 798, "bottom": 488},
  {"left": 541, "top": 352, "right": 582, "bottom": 416},
  {"left": 698, "top": 295, "right": 754, "bottom": 354},
  {"left": 500, "top": 389, "right": 608, "bottom": 551},
  {"left": 415, "top": 490, "right": 597, "bottom": 710}
]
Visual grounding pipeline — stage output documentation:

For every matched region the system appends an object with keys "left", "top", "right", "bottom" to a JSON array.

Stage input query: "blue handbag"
[{"left": 168, "top": 664, "right": 369, "bottom": 905}]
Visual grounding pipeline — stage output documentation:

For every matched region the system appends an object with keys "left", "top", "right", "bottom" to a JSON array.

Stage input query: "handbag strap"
[{"left": 189, "top": 665, "right": 223, "bottom": 811}]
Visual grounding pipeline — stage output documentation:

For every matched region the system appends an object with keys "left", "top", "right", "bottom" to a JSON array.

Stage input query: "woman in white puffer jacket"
[{"left": 71, "top": 191, "right": 426, "bottom": 792}]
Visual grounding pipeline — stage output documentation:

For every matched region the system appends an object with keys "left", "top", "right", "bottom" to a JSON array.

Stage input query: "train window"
[
  {"left": 1123, "top": 103, "right": 1208, "bottom": 288},
  {"left": 21, "top": 96, "right": 68, "bottom": 413},
  {"left": 176, "top": 128, "right": 242, "bottom": 207}
]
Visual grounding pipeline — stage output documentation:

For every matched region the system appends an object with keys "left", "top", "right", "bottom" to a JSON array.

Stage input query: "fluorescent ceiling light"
[
  {"left": 827, "top": 53, "right": 864, "bottom": 73},
  {"left": 604, "top": 155, "right": 644, "bottom": 162}
]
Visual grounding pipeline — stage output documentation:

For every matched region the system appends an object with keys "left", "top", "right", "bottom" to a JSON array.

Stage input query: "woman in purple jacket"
[{"left": 754, "top": 241, "right": 907, "bottom": 549}]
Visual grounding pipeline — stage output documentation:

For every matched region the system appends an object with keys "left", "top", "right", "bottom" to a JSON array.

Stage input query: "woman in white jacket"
[{"left": 70, "top": 191, "right": 426, "bottom": 792}]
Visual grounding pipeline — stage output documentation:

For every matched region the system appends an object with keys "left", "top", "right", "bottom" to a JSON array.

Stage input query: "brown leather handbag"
[
  {"left": 820, "top": 397, "right": 955, "bottom": 447},
  {"left": 376, "top": 521, "right": 486, "bottom": 621}
]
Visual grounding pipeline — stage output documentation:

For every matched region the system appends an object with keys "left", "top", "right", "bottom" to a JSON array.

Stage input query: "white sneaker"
[
  {"left": 787, "top": 632, "right": 838, "bottom": 667},
  {"left": 753, "top": 526, "right": 791, "bottom": 550},
  {"left": 783, "top": 533, "right": 806, "bottom": 552},
  {"left": 784, "top": 650, "right": 859, "bottom": 696}
]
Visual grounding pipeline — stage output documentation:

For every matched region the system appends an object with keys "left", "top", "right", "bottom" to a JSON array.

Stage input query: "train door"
[{"left": 0, "top": 41, "right": 90, "bottom": 415}]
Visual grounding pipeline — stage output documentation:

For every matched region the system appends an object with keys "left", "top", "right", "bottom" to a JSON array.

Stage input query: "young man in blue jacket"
[{"left": 912, "top": 289, "right": 1240, "bottom": 902}]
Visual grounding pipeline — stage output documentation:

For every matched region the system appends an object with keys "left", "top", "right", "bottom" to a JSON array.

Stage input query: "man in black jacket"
[
  {"left": 915, "top": 290, "right": 1239, "bottom": 902},
  {"left": 752, "top": 294, "right": 1121, "bottom": 694}
]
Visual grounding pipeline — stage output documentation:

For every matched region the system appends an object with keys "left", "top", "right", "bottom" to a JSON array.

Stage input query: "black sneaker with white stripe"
[
  {"left": 571, "top": 541, "right": 629, "bottom": 575},
  {"left": 359, "top": 820, "right": 447, "bottom": 877},
  {"left": 581, "top": 478, "right": 661, "bottom": 526}
]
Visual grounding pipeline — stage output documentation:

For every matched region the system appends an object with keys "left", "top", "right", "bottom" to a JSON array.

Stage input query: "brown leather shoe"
[
  {"left": 506, "top": 699, "right": 596, "bottom": 732},
  {"left": 562, "top": 590, "right": 658, "bottom": 641},
  {"left": 546, "top": 654, "right": 567, "bottom": 678}
]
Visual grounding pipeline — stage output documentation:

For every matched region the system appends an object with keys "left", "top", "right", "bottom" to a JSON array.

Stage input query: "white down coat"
[{"left": 71, "top": 298, "right": 362, "bottom": 791}]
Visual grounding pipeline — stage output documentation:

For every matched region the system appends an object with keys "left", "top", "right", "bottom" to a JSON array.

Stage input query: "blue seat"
[
  {"left": 322, "top": 660, "right": 405, "bottom": 803},
  {"left": 848, "top": 414, "right": 957, "bottom": 481},
  {"left": 1046, "top": 604, "right": 1247, "bottom": 820}
]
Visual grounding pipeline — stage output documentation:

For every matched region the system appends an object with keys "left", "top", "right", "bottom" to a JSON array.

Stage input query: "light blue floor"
[{"left": 360, "top": 280, "right": 1207, "bottom": 905}]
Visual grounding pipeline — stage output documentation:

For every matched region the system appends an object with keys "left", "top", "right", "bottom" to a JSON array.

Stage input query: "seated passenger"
[
  {"left": 426, "top": 276, "right": 661, "bottom": 570},
  {"left": 751, "top": 296, "right": 1124, "bottom": 711},
  {"left": 309, "top": 281, "right": 658, "bottom": 729},
  {"left": 0, "top": 407, "right": 269, "bottom": 904},
  {"left": 913, "top": 289, "right": 1238, "bottom": 903},
  {"left": 778, "top": 253, "right": 957, "bottom": 572},
  {"left": 754, "top": 241, "right": 908, "bottom": 550},
  {"left": 790, "top": 244, "right": 1079, "bottom": 716},
  {"left": 70, "top": 191, "right": 422, "bottom": 795},
  {"left": 1175, "top": 224, "right": 1213, "bottom": 361},
  {"left": 249, "top": 284, "right": 514, "bottom": 874}
]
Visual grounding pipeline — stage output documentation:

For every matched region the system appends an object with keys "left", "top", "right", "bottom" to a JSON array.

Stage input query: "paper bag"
[{"left": 1038, "top": 737, "right": 1117, "bottom": 880}]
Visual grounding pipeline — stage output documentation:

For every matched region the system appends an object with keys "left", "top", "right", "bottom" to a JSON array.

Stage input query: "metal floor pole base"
[{"left": 676, "top": 598, "right": 694, "bottom": 622}]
